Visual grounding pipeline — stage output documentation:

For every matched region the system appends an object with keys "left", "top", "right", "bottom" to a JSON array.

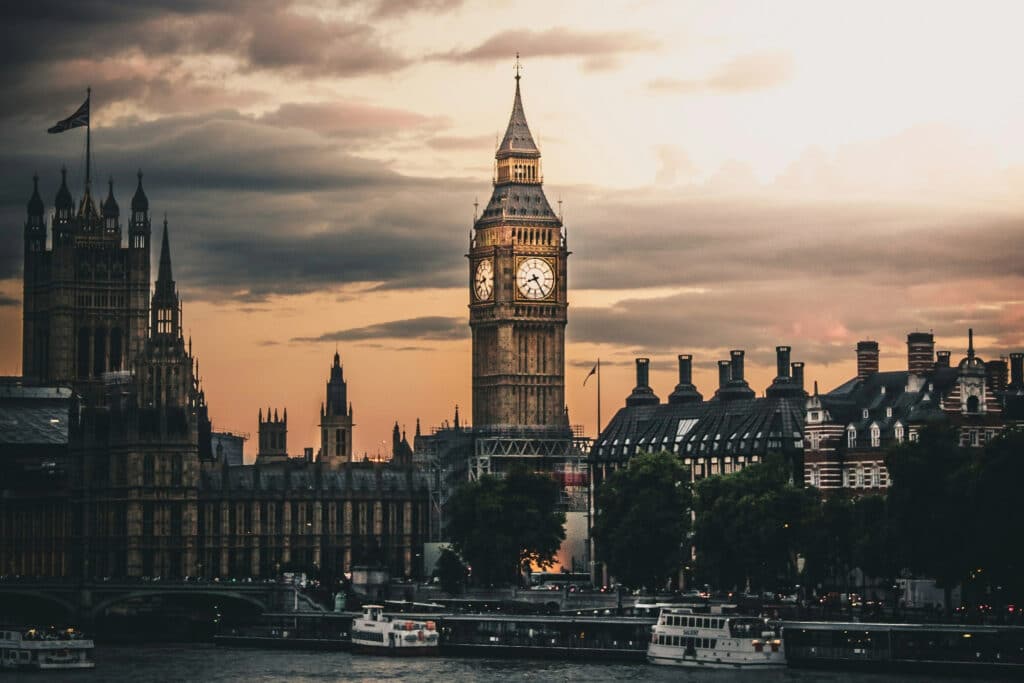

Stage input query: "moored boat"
[
  {"left": 351, "top": 605, "right": 439, "bottom": 656},
  {"left": 0, "top": 627, "right": 95, "bottom": 670},
  {"left": 647, "top": 606, "right": 785, "bottom": 669}
]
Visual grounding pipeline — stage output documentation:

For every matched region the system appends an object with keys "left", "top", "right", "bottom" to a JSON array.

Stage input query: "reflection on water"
[{"left": 37, "top": 645, "right": 996, "bottom": 682}]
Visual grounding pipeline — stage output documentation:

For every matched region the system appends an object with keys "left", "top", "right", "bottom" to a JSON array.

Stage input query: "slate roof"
[
  {"left": 0, "top": 384, "right": 72, "bottom": 446},
  {"left": 475, "top": 183, "right": 559, "bottom": 226},
  {"left": 496, "top": 78, "right": 539, "bottom": 158},
  {"left": 821, "top": 369, "right": 957, "bottom": 428},
  {"left": 594, "top": 394, "right": 806, "bottom": 463}
]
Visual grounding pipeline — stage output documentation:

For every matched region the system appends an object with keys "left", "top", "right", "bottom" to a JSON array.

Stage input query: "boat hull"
[{"left": 351, "top": 643, "right": 439, "bottom": 657}]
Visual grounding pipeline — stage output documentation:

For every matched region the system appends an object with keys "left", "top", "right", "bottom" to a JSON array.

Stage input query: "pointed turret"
[
  {"left": 496, "top": 64, "right": 539, "bottom": 159},
  {"left": 150, "top": 217, "right": 181, "bottom": 340},
  {"left": 132, "top": 170, "right": 149, "bottom": 213},
  {"left": 475, "top": 63, "right": 559, "bottom": 228},
  {"left": 27, "top": 174, "right": 44, "bottom": 219},
  {"left": 102, "top": 177, "right": 120, "bottom": 233},
  {"left": 54, "top": 167, "right": 73, "bottom": 222}
]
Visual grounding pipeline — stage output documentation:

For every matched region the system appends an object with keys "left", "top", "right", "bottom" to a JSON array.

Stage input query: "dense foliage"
[
  {"left": 593, "top": 451, "right": 692, "bottom": 591},
  {"left": 445, "top": 468, "right": 566, "bottom": 586},
  {"left": 692, "top": 455, "right": 819, "bottom": 591}
]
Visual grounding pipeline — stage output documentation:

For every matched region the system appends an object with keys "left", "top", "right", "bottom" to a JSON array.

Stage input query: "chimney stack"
[
  {"left": 856, "top": 341, "right": 880, "bottom": 379},
  {"left": 678, "top": 354, "right": 693, "bottom": 385},
  {"left": 669, "top": 354, "right": 703, "bottom": 405},
  {"left": 718, "top": 360, "right": 731, "bottom": 389},
  {"left": 1010, "top": 353, "right": 1024, "bottom": 389},
  {"left": 776, "top": 346, "right": 791, "bottom": 380},
  {"left": 907, "top": 332, "right": 935, "bottom": 375},
  {"left": 625, "top": 357, "right": 660, "bottom": 406},
  {"left": 986, "top": 359, "right": 1009, "bottom": 394},
  {"left": 730, "top": 350, "right": 745, "bottom": 382},
  {"left": 936, "top": 350, "right": 951, "bottom": 369},
  {"left": 791, "top": 362, "right": 805, "bottom": 392}
]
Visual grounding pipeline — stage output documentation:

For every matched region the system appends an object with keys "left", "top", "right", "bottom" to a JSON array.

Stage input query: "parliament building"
[{"left": 1, "top": 170, "right": 428, "bottom": 581}]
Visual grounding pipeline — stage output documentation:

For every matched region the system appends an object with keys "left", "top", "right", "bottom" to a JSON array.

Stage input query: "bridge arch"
[
  {"left": 0, "top": 589, "right": 77, "bottom": 620},
  {"left": 90, "top": 589, "right": 268, "bottom": 619}
]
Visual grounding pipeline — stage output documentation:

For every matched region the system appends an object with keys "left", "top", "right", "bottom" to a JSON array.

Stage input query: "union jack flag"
[{"left": 48, "top": 96, "right": 89, "bottom": 134}]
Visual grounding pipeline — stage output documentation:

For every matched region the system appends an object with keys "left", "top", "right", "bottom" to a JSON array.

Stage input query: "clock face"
[
  {"left": 516, "top": 257, "right": 555, "bottom": 300},
  {"left": 474, "top": 259, "right": 494, "bottom": 301}
]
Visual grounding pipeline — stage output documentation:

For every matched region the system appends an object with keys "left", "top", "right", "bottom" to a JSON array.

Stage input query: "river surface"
[{"left": 30, "top": 645, "right": 1001, "bottom": 682}]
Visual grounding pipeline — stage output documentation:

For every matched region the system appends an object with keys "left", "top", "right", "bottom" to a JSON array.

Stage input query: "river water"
[{"left": 33, "top": 645, "right": 995, "bottom": 682}]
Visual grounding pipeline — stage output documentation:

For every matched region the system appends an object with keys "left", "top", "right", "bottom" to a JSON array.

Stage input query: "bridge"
[{"left": 0, "top": 579, "right": 317, "bottom": 626}]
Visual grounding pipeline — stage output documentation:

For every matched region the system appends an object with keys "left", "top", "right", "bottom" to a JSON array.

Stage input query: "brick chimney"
[
  {"left": 907, "top": 332, "right": 935, "bottom": 375},
  {"left": 936, "top": 350, "right": 951, "bottom": 369},
  {"left": 856, "top": 341, "right": 879, "bottom": 379},
  {"left": 625, "top": 357, "right": 660, "bottom": 406},
  {"left": 791, "top": 362, "right": 805, "bottom": 392}
]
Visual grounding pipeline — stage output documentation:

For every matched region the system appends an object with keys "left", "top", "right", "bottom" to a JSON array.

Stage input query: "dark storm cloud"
[
  {"left": 292, "top": 316, "right": 467, "bottom": 343},
  {"left": 260, "top": 102, "right": 445, "bottom": 140},
  {"left": 0, "top": 1, "right": 409, "bottom": 122},
  {"left": 0, "top": 110, "right": 474, "bottom": 292},
  {"left": 435, "top": 27, "right": 659, "bottom": 66}
]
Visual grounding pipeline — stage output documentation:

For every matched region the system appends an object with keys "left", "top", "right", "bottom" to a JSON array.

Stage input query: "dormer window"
[
  {"left": 847, "top": 426, "right": 857, "bottom": 448},
  {"left": 886, "top": 406, "right": 893, "bottom": 418},
  {"left": 894, "top": 423, "right": 905, "bottom": 444},
  {"left": 862, "top": 409, "right": 869, "bottom": 419},
  {"left": 870, "top": 424, "right": 881, "bottom": 448}
]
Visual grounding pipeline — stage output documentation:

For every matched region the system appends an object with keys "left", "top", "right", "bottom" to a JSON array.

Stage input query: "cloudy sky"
[{"left": 2, "top": 0, "right": 1023, "bottom": 459}]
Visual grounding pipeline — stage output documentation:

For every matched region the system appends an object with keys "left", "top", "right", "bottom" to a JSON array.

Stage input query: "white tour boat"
[
  {"left": 351, "top": 605, "right": 439, "bottom": 656},
  {"left": 0, "top": 627, "right": 95, "bottom": 670},
  {"left": 648, "top": 606, "right": 785, "bottom": 669}
]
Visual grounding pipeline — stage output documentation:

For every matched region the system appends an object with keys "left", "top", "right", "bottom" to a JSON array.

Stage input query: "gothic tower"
[
  {"left": 469, "top": 69, "right": 569, "bottom": 435},
  {"left": 319, "top": 351, "right": 354, "bottom": 463},
  {"left": 22, "top": 169, "right": 150, "bottom": 389}
]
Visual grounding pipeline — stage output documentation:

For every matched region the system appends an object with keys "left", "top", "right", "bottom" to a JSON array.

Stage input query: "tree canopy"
[
  {"left": 445, "top": 467, "right": 565, "bottom": 586},
  {"left": 692, "top": 454, "right": 819, "bottom": 592},
  {"left": 593, "top": 451, "right": 692, "bottom": 591}
]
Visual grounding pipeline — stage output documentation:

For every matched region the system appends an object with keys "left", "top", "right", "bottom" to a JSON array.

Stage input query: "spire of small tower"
[
  {"left": 454, "top": 404, "right": 460, "bottom": 429},
  {"left": 259, "top": 407, "right": 263, "bottom": 422},
  {"left": 497, "top": 55, "right": 539, "bottom": 158},
  {"left": 150, "top": 218, "right": 182, "bottom": 340},
  {"left": 158, "top": 215, "right": 173, "bottom": 285},
  {"left": 415, "top": 418, "right": 421, "bottom": 438},
  {"left": 968, "top": 328, "right": 975, "bottom": 359},
  {"left": 55, "top": 166, "right": 73, "bottom": 216},
  {"left": 27, "top": 174, "right": 44, "bottom": 218},
  {"left": 132, "top": 170, "right": 148, "bottom": 213}
]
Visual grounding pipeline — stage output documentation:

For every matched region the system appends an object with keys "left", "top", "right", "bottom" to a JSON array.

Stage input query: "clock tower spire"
[{"left": 469, "top": 65, "right": 569, "bottom": 435}]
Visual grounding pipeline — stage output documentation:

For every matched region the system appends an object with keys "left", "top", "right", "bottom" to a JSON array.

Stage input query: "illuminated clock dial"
[
  {"left": 474, "top": 258, "right": 494, "bottom": 301},
  {"left": 516, "top": 257, "right": 554, "bottom": 300}
]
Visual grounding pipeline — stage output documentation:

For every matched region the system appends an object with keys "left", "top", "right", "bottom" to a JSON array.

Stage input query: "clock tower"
[{"left": 469, "top": 68, "right": 569, "bottom": 435}]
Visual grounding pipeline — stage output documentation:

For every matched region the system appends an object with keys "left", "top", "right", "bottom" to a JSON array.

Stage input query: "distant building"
[
  {"left": 0, "top": 173, "right": 428, "bottom": 580},
  {"left": 803, "top": 331, "right": 1021, "bottom": 494},
  {"left": 210, "top": 432, "right": 244, "bottom": 466},
  {"left": 595, "top": 348, "right": 808, "bottom": 487}
]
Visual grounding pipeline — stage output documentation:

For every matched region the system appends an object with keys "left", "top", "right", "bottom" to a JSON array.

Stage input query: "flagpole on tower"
[{"left": 85, "top": 87, "right": 91, "bottom": 191}]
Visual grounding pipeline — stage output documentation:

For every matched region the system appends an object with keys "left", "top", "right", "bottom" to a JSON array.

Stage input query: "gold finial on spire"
[{"left": 514, "top": 52, "right": 522, "bottom": 81}]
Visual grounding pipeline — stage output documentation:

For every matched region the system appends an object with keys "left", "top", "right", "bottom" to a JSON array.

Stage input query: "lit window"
[
  {"left": 847, "top": 426, "right": 857, "bottom": 448},
  {"left": 870, "top": 424, "right": 880, "bottom": 448}
]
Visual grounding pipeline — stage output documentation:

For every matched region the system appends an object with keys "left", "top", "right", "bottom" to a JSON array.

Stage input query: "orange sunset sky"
[{"left": 1, "top": 0, "right": 1023, "bottom": 460}]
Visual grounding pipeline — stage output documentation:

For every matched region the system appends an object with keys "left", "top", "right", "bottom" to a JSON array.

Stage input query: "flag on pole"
[
  {"left": 583, "top": 362, "right": 598, "bottom": 386},
  {"left": 48, "top": 96, "right": 90, "bottom": 134}
]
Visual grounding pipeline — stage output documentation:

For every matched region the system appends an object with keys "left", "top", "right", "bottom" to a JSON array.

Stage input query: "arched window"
[
  {"left": 966, "top": 395, "right": 980, "bottom": 413},
  {"left": 870, "top": 424, "right": 881, "bottom": 448},
  {"left": 894, "top": 423, "right": 905, "bottom": 444},
  {"left": 847, "top": 426, "right": 857, "bottom": 448}
]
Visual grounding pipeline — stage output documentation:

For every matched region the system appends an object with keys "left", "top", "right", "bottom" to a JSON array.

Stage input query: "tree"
[
  {"left": 593, "top": 451, "right": 692, "bottom": 591},
  {"left": 886, "top": 425, "right": 974, "bottom": 616},
  {"left": 971, "top": 430, "right": 1024, "bottom": 605},
  {"left": 435, "top": 548, "right": 468, "bottom": 595},
  {"left": 693, "top": 455, "right": 819, "bottom": 592},
  {"left": 446, "top": 468, "right": 565, "bottom": 586}
]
